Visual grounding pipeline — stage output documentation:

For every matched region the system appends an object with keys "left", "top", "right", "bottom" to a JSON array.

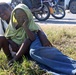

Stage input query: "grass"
[
  {"left": 0, "top": 25, "right": 76, "bottom": 75},
  {"left": 41, "top": 25, "right": 76, "bottom": 59}
]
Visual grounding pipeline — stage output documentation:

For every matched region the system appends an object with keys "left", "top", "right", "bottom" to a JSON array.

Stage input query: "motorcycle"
[
  {"left": 50, "top": 0, "right": 66, "bottom": 19},
  {"left": 11, "top": 0, "right": 65, "bottom": 21},
  {"left": 10, "top": 0, "right": 50, "bottom": 21},
  {"left": 32, "top": 0, "right": 50, "bottom": 21},
  {"left": 33, "top": 0, "right": 65, "bottom": 21}
]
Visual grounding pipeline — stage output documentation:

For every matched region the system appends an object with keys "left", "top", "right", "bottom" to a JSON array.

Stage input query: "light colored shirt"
[{"left": 0, "top": 18, "right": 8, "bottom": 36}]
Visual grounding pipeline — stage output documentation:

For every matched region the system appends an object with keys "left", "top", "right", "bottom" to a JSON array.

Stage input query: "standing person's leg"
[
  {"left": 31, "top": 0, "right": 41, "bottom": 8},
  {"left": 22, "top": 0, "right": 33, "bottom": 9}
]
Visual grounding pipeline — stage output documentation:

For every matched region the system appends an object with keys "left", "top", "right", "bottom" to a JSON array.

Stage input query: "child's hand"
[{"left": 22, "top": 19, "right": 28, "bottom": 28}]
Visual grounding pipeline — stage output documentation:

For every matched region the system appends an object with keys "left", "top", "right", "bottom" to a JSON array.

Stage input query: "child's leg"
[
  {"left": 8, "top": 39, "right": 32, "bottom": 66},
  {"left": 30, "top": 35, "right": 76, "bottom": 75},
  {"left": 0, "top": 36, "right": 12, "bottom": 60},
  {"left": 12, "top": 38, "right": 32, "bottom": 61}
]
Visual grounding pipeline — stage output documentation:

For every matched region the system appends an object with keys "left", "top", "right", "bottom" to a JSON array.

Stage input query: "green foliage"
[{"left": 0, "top": 54, "right": 51, "bottom": 75}]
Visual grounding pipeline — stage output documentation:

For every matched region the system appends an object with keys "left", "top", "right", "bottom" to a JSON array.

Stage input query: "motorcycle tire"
[
  {"left": 52, "top": 5, "right": 65, "bottom": 19},
  {"left": 34, "top": 4, "right": 50, "bottom": 21},
  {"left": 69, "top": 0, "right": 76, "bottom": 14}
]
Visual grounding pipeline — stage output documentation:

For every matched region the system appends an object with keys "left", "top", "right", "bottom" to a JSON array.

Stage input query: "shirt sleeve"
[
  {"left": 2, "top": 20, "right": 8, "bottom": 30},
  {"left": 0, "top": 18, "right": 8, "bottom": 36},
  {"left": 0, "top": 19, "right": 4, "bottom": 36}
]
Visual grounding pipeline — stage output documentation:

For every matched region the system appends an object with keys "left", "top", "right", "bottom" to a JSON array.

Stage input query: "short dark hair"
[{"left": 0, "top": 2, "right": 10, "bottom": 9}]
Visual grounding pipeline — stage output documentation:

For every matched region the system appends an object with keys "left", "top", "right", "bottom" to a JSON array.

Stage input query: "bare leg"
[
  {"left": 8, "top": 39, "right": 31, "bottom": 66},
  {"left": 0, "top": 37, "right": 3, "bottom": 49},
  {"left": 0, "top": 36, "right": 12, "bottom": 60},
  {"left": 8, "top": 39, "right": 20, "bottom": 52},
  {"left": 10, "top": 38, "right": 31, "bottom": 61}
]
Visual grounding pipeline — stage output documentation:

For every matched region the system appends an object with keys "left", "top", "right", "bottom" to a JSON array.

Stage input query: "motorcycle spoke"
[
  {"left": 34, "top": 4, "right": 50, "bottom": 21},
  {"left": 53, "top": 6, "right": 64, "bottom": 17},
  {"left": 36, "top": 13, "right": 48, "bottom": 19}
]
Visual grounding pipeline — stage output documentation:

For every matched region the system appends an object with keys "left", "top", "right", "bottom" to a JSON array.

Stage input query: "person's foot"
[
  {"left": 8, "top": 59, "right": 14, "bottom": 67},
  {"left": 8, "top": 57, "right": 23, "bottom": 67}
]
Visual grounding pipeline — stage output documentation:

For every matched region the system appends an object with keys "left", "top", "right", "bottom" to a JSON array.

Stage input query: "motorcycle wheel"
[
  {"left": 52, "top": 5, "right": 65, "bottom": 19},
  {"left": 34, "top": 4, "right": 50, "bottom": 21},
  {"left": 69, "top": 0, "right": 76, "bottom": 14}
]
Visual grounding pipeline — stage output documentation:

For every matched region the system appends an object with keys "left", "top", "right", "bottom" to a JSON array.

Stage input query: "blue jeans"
[{"left": 30, "top": 34, "right": 76, "bottom": 75}]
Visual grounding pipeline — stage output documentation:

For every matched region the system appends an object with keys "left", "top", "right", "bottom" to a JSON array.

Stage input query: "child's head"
[
  {"left": 0, "top": 2, "right": 12, "bottom": 21},
  {"left": 11, "top": 4, "right": 34, "bottom": 27},
  {"left": 14, "top": 9, "right": 28, "bottom": 26}
]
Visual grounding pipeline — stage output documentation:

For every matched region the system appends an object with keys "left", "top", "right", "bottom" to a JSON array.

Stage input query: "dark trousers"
[
  {"left": 23, "top": 0, "right": 41, "bottom": 9},
  {"left": 31, "top": 0, "right": 41, "bottom": 8},
  {"left": 22, "top": 0, "right": 33, "bottom": 9}
]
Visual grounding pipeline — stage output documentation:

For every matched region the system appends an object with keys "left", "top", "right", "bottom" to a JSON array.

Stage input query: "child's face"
[
  {"left": 0, "top": 6, "right": 11, "bottom": 21},
  {"left": 15, "top": 9, "right": 28, "bottom": 26}
]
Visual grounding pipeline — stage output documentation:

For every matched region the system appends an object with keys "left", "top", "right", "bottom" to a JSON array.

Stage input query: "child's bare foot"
[{"left": 8, "top": 59, "right": 14, "bottom": 67}]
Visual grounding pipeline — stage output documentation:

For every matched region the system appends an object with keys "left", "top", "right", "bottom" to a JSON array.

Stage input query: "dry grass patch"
[{"left": 40, "top": 25, "right": 76, "bottom": 59}]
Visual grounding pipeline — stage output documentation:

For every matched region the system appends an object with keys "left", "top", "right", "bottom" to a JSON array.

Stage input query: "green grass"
[
  {"left": 0, "top": 25, "right": 76, "bottom": 75},
  {"left": 41, "top": 25, "right": 76, "bottom": 59}
]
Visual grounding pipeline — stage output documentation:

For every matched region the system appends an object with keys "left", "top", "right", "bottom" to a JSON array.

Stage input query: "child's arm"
[
  {"left": 37, "top": 30, "right": 53, "bottom": 47},
  {"left": 13, "top": 38, "right": 31, "bottom": 60},
  {"left": 8, "top": 38, "right": 32, "bottom": 66},
  {"left": 22, "top": 21, "right": 35, "bottom": 42}
]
